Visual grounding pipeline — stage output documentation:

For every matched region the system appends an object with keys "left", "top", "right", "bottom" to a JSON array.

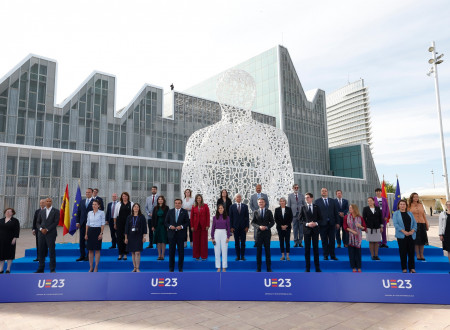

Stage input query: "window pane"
[{"left": 6, "top": 156, "right": 17, "bottom": 175}]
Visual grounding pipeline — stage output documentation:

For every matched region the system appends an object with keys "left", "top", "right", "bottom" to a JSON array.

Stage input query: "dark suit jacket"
[
  {"left": 151, "top": 206, "right": 170, "bottom": 228},
  {"left": 362, "top": 206, "right": 383, "bottom": 230},
  {"left": 335, "top": 198, "right": 349, "bottom": 219},
  {"left": 314, "top": 197, "right": 339, "bottom": 226},
  {"left": 165, "top": 208, "right": 189, "bottom": 240},
  {"left": 32, "top": 208, "right": 42, "bottom": 231},
  {"left": 37, "top": 208, "right": 60, "bottom": 235},
  {"left": 251, "top": 209, "right": 274, "bottom": 235},
  {"left": 229, "top": 203, "right": 249, "bottom": 230},
  {"left": 274, "top": 206, "right": 293, "bottom": 231},
  {"left": 300, "top": 204, "right": 322, "bottom": 235},
  {"left": 105, "top": 201, "right": 116, "bottom": 222},
  {"left": 93, "top": 196, "right": 104, "bottom": 210},
  {"left": 76, "top": 199, "right": 94, "bottom": 226},
  {"left": 124, "top": 214, "right": 147, "bottom": 236}
]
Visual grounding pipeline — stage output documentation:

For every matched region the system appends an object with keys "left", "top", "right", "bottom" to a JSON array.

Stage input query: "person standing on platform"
[
  {"left": 191, "top": 194, "right": 210, "bottom": 260},
  {"left": 145, "top": 186, "right": 158, "bottom": 249},
  {"left": 35, "top": 198, "right": 59, "bottom": 273},
  {"left": 114, "top": 192, "right": 133, "bottom": 261},
  {"left": 408, "top": 193, "right": 429, "bottom": 261},
  {"left": 92, "top": 188, "right": 104, "bottom": 210},
  {"left": 165, "top": 199, "right": 189, "bottom": 272},
  {"left": 125, "top": 203, "right": 147, "bottom": 272},
  {"left": 76, "top": 188, "right": 94, "bottom": 262},
  {"left": 439, "top": 201, "right": 450, "bottom": 272},
  {"left": 300, "top": 193, "right": 322, "bottom": 272},
  {"left": 229, "top": 193, "right": 249, "bottom": 261},
  {"left": 217, "top": 189, "right": 232, "bottom": 216},
  {"left": 250, "top": 184, "right": 269, "bottom": 247},
  {"left": 375, "top": 188, "right": 390, "bottom": 248},
  {"left": 0, "top": 208, "right": 20, "bottom": 274},
  {"left": 182, "top": 189, "right": 194, "bottom": 248},
  {"left": 85, "top": 200, "right": 105, "bottom": 272},
  {"left": 105, "top": 193, "right": 118, "bottom": 249},
  {"left": 335, "top": 190, "right": 349, "bottom": 248},
  {"left": 393, "top": 200, "right": 417, "bottom": 273},
  {"left": 32, "top": 199, "right": 46, "bottom": 261},
  {"left": 343, "top": 204, "right": 366, "bottom": 272},
  {"left": 252, "top": 198, "right": 274, "bottom": 272},
  {"left": 363, "top": 197, "right": 383, "bottom": 260},
  {"left": 288, "top": 184, "right": 305, "bottom": 247},
  {"left": 275, "top": 197, "right": 293, "bottom": 261},
  {"left": 211, "top": 204, "right": 231, "bottom": 272},
  {"left": 315, "top": 188, "right": 340, "bottom": 261},
  {"left": 152, "top": 196, "right": 169, "bottom": 260}
]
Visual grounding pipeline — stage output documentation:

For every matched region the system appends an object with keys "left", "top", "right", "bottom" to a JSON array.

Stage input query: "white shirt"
[
  {"left": 182, "top": 198, "right": 194, "bottom": 217},
  {"left": 46, "top": 206, "right": 53, "bottom": 218},
  {"left": 281, "top": 207, "right": 285, "bottom": 217},
  {"left": 370, "top": 207, "right": 375, "bottom": 214},
  {"left": 377, "top": 198, "right": 383, "bottom": 210},
  {"left": 87, "top": 210, "right": 105, "bottom": 227}
]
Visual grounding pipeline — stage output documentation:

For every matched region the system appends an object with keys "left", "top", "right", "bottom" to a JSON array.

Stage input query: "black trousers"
[
  {"left": 304, "top": 229, "right": 320, "bottom": 270},
  {"left": 319, "top": 222, "right": 336, "bottom": 258},
  {"left": 233, "top": 227, "right": 246, "bottom": 258},
  {"left": 278, "top": 229, "right": 290, "bottom": 253},
  {"left": 35, "top": 232, "right": 47, "bottom": 258},
  {"left": 116, "top": 220, "right": 127, "bottom": 256},
  {"left": 348, "top": 246, "right": 361, "bottom": 269},
  {"left": 108, "top": 221, "right": 117, "bottom": 247},
  {"left": 79, "top": 224, "right": 87, "bottom": 258},
  {"left": 147, "top": 219, "right": 154, "bottom": 246},
  {"left": 169, "top": 233, "right": 185, "bottom": 271},
  {"left": 37, "top": 231, "right": 56, "bottom": 272},
  {"left": 336, "top": 216, "right": 349, "bottom": 246},
  {"left": 256, "top": 231, "right": 271, "bottom": 271},
  {"left": 397, "top": 237, "right": 415, "bottom": 271}
]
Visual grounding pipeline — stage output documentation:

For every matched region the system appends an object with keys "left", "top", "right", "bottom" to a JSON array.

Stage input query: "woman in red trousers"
[{"left": 191, "top": 194, "right": 210, "bottom": 260}]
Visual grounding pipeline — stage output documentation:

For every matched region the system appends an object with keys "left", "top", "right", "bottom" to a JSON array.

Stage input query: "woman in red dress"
[{"left": 191, "top": 194, "right": 210, "bottom": 260}]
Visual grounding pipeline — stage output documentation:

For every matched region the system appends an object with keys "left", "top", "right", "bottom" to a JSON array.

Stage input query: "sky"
[{"left": 1, "top": 0, "right": 450, "bottom": 195}]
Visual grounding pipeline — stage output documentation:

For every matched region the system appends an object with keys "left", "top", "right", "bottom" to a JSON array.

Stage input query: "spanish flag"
[
  {"left": 381, "top": 179, "right": 390, "bottom": 222},
  {"left": 59, "top": 184, "right": 71, "bottom": 235}
]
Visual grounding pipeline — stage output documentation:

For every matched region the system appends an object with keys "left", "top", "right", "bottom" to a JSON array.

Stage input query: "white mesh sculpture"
[{"left": 181, "top": 69, "right": 294, "bottom": 232}]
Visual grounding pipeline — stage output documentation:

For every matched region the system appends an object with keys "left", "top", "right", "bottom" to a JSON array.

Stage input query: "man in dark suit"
[
  {"left": 300, "top": 193, "right": 322, "bottom": 272},
  {"left": 32, "top": 199, "right": 46, "bottom": 261},
  {"left": 105, "top": 193, "right": 118, "bottom": 249},
  {"left": 251, "top": 198, "right": 274, "bottom": 272},
  {"left": 229, "top": 193, "right": 249, "bottom": 261},
  {"left": 249, "top": 184, "right": 269, "bottom": 247},
  {"left": 314, "top": 187, "right": 340, "bottom": 261},
  {"left": 335, "top": 189, "right": 349, "bottom": 248},
  {"left": 92, "top": 188, "right": 104, "bottom": 210},
  {"left": 76, "top": 188, "right": 94, "bottom": 261},
  {"left": 35, "top": 198, "right": 59, "bottom": 273},
  {"left": 165, "top": 199, "right": 189, "bottom": 272}
]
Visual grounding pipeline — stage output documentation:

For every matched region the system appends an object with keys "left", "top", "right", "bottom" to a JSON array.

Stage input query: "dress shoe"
[
  {"left": 241, "top": 257, "right": 246, "bottom": 261},
  {"left": 118, "top": 256, "right": 122, "bottom": 260},
  {"left": 315, "top": 269, "right": 322, "bottom": 272},
  {"left": 294, "top": 243, "right": 299, "bottom": 248},
  {"left": 280, "top": 256, "right": 285, "bottom": 261},
  {"left": 76, "top": 257, "right": 85, "bottom": 261},
  {"left": 34, "top": 270, "right": 44, "bottom": 273},
  {"left": 267, "top": 269, "right": 272, "bottom": 272},
  {"left": 286, "top": 256, "right": 290, "bottom": 261},
  {"left": 371, "top": 256, "right": 376, "bottom": 260},
  {"left": 331, "top": 256, "right": 338, "bottom": 261},
  {"left": 256, "top": 269, "right": 261, "bottom": 272},
  {"left": 299, "top": 244, "right": 303, "bottom": 248},
  {"left": 337, "top": 245, "right": 341, "bottom": 248},
  {"left": 201, "top": 258, "right": 207, "bottom": 261},
  {"left": 50, "top": 270, "right": 56, "bottom": 273},
  {"left": 305, "top": 269, "right": 310, "bottom": 272},
  {"left": 5, "top": 270, "right": 10, "bottom": 274},
  {"left": 169, "top": 269, "right": 174, "bottom": 272},
  {"left": 123, "top": 256, "right": 128, "bottom": 260},
  {"left": 253, "top": 244, "right": 257, "bottom": 247},
  {"left": 323, "top": 256, "right": 329, "bottom": 261},
  {"left": 83, "top": 257, "right": 89, "bottom": 261},
  {"left": 33, "top": 258, "right": 39, "bottom": 262},
  {"left": 374, "top": 256, "right": 380, "bottom": 260},
  {"left": 0, "top": 270, "right": 3, "bottom": 274},
  {"left": 235, "top": 257, "right": 240, "bottom": 261},
  {"left": 179, "top": 269, "right": 183, "bottom": 272},
  {"left": 109, "top": 246, "right": 116, "bottom": 249}
]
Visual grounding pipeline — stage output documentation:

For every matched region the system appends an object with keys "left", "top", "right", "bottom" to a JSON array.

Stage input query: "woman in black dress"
[
  {"left": 0, "top": 208, "right": 20, "bottom": 274},
  {"left": 84, "top": 200, "right": 105, "bottom": 272},
  {"left": 125, "top": 203, "right": 147, "bottom": 272},
  {"left": 274, "top": 197, "right": 293, "bottom": 261},
  {"left": 439, "top": 201, "right": 450, "bottom": 273},
  {"left": 152, "top": 196, "right": 169, "bottom": 260},
  {"left": 114, "top": 192, "right": 133, "bottom": 261},
  {"left": 217, "top": 189, "right": 232, "bottom": 216},
  {"left": 362, "top": 197, "right": 383, "bottom": 260}
]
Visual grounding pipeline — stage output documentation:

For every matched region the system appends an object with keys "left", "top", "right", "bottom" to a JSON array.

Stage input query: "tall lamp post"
[{"left": 427, "top": 41, "right": 449, "bottom": 201}]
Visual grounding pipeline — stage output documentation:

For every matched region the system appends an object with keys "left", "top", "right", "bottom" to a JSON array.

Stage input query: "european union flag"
[
  {"left": 392, "top": 178, "right": 401, "bottom": 213},
  {"left": 69, "top": 184, "right": 82, "bottom": 235}
]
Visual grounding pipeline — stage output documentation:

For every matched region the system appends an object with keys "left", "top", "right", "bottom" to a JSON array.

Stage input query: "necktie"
[
  {"left": 339, "top": 199, "right": 342, "bottom": 207},
  {"left": 176, "top": 209, "right": 179, "bottom": 223},
  {"left": 238, "top": 204, "right": 241, "bottom": 214},
  {"left": 111, "top": 201, "right": 116, "bottom": 219},
  {"left": 261, "top": 209, "right": 264, "bottom": 218},
  {"left": 86, "top": 199, "right": 89, "bottom": 207},
  {"left": 152, "top": 195, "right": 155, "bottom": 205},
  {"left": 295, "top": 194, "right": 298, "bottom": 202},
  {"left": 324, "top": 199, "right": 328, "bottom": 207},
  {"left": 309, "top": 204, "right": 312, "bottom": 213}
]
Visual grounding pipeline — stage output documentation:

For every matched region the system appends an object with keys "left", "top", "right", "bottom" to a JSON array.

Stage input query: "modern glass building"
[
  {"left": 0, "top": 47, "right": 379, "bottom": 228},
  {"left": 326, "top": 79, "right": 373, "bottom": 149}
]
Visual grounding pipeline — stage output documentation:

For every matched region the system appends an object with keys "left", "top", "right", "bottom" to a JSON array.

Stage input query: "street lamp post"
[{"left": 428, "top": 41, "right": 449, "bottom": 201}]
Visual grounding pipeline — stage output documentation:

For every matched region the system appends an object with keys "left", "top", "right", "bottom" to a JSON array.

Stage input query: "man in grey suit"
[
  {"left": 287, "top": 183, "right": 305, "bottom": 247},
  {"left": 250, "top": 184, "right": 269, "bottom": 247},
  {"left": 35, "top": 198, "right": 59, "bottom": 273},
  {"left": 145, "top": 186, "right": 158, "bottom": 248}
]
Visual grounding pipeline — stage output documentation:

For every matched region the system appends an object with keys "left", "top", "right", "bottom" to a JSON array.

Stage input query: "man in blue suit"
[
  {"left": 92, "top": 188, "right": 104, "bottom": 211},
  {"left": 165, "top": 199, "right": 189, "bottom": 272},
  {"left": 314, "top": 187, "right": 340, "bottom": 260},
  {"left": 76, "top": 188, "right": 94, "bottom": 261},
  {"left": 335, "top": 190, "right": 349, "bottom": 248},
  {"left": 229, "top": 193, "right": 249, "bottom": 261}
]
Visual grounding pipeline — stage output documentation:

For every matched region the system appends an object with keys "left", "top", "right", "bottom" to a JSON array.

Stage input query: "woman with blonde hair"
[
  {"left": 343, "top": 204, "right": 366, "bottom": 272},
  {"left": 408, "top": 192, "right": 429, "bottom": 261}
]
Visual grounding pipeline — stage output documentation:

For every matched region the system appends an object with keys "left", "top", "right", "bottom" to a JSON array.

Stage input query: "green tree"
[{"left": 383, "top": 181, "right": 395, "bottom": 194}]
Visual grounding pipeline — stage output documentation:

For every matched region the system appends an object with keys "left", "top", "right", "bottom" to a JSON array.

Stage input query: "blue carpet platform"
[{"left": 1, "top": 241, "right": 449, "bottom": 304}]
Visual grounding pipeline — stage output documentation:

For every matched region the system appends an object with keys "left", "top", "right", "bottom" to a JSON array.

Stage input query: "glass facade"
[{"left": 329, "top": 145, "right": 364, "bottom": 179}]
